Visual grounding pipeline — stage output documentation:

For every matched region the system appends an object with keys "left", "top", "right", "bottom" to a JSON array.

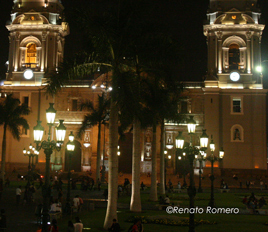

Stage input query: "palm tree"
[
  {"left": 0, "top": 94, "right": 30, "bottom": 181},
  {"left": 78, "top": 94, "right": 110, "bottom": 182},
  {"left": 46, "top": 0, "right": 183, "bottom": 226},
  {"left": 141, "top": 70, "right": 183, "bottom": 200}
]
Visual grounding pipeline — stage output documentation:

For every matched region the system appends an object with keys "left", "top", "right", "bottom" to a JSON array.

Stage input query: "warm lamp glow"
[
  {"left": 46, "top": 103, "right": 56, "bottom": 125},
  {"left": 33, "top": 120, "right": 44, "bottom": 142},
  {"left": 175, "top": 131, "right": 184, "bottom": 149},
  {"left": 200, "top": 129, "right": 209, "bottom": 149},
  {"left": 66, "top": 141, "right": 75, "bottom": 152},
  {"left": 69, "top": 131, "right": 75, "bottom": 142},
  {"left": 56, "top": 120, "right": 66, "bottom": 143},
  {"left": 187, "top": 116, "right": 196, "bottom": 134},
  {"left": 210, "top": 136, "right": 215, "bottom": 152}
]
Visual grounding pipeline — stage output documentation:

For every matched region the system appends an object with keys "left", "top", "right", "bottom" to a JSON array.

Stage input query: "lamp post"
[
  {"left": 176, "top": 116, "right": 208, "bottom": 232},
  {"left": 65, "top": 131, "right": 75, "bottom": 214},
  {"left": 164, "top": 150, "right": 170, "bottom": 190},
  {"left": 23, "top": 144, "right": 39, "bottom": 170},
  {"left": 33, "top": 103, "right": 66, "bottom": 232},
  {"left": 23, "top": 144, "right": 39, "bottom": 185},
  {"left": 207, "top": 137, "right": 224, "bottom": 208},
  {"left": 178, "top": 151, "right": 187, "bottom": 188},
  {"left": 196, "top": 151, "right": 206, "bottom": 193}
]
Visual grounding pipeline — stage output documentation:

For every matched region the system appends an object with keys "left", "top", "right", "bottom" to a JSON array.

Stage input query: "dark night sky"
[{"left": 0, "top": 0, "right": 267, "bottom": 84}]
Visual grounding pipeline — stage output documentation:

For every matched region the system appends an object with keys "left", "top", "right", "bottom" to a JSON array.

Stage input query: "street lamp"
[
  {"left": 65, "top": 131, "right": 75, "bottom": 214},
  {"left": 207, "top": 136, "right": 224, "bottom": 208},
  {"left": 197, "top": 129, "right": 209, "bottom": 193},
  {"left": 175, "top": 116, "right": 208, "bottom": 232},
  {"left": 23, "top": 144, "right": 39, "bottom": 185},
  {"left": 177, "top": 152, "right": 187, "bottom": 188},
  {"left": 164, "top": 150, "right": 170, "bottom": 190},
  {"left": 33, "top": 103, "right": 66, "bottom": 232},
  {"left": 117, "top": 146, "right": 120, "bottom": 156}
]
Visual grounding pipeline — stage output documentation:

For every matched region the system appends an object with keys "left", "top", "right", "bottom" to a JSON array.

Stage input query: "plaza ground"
[{"left": 1, "top": 173, "right": 268, "bottom": 232}]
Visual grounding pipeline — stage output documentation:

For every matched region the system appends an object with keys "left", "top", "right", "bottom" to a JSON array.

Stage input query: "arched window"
[
  {"left": 26, "top": 43, "right": 37, "bottom": 68},
  {"left": 229, "top": 44, "right": 240, "bottom": 70}
]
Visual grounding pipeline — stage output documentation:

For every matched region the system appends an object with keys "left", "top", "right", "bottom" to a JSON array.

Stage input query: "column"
[
  {"left": 222, "top": 47, "right": 229, "bottom": 72},
  {"left": 14, "top": 32, "right": 20, "bottom": 72},
  {"left": 246, "top": 31, "right": 252, "bottom": 74},
  {"left": 216, "top": 31, "right": 223, "bottom": 74},
  {"left": 41, "top": 31, "right": 47, "bottom": 72}
]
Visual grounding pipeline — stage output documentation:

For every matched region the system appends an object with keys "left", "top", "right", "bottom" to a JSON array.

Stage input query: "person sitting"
[
  {"left": 108, "top": 218, "right": 120, "bottom": 232},
  {"left": 73, "top": 217, "right": 83, "bottom": 232},
  {"left": 164, "top": 195, "right": 170, "bottom": 205},
  {"left": 49, "top": 200, "right": 57, "bottom": 213}
]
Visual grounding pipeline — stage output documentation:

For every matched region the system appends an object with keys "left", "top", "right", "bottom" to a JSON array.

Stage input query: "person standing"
[
  {"left": 73, "top": 217, "right": 83, "bottom": 232},
  {"left": 73, "top": 195, "right": 80, "bottom": 212},
  {"left": 16, "top": 186, "right": 22, "bottom": 206}
]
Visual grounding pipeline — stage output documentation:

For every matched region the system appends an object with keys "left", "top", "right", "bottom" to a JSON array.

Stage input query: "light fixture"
[
  {"left": 200, "top": 129, "right": 209, "bottom": 150},
  {"left": 46, "top": 103, "right": 56, "bottom": 125},
  {"left": 187, "top": 116, "right": 196, "bottom": 134},
  {"left": 33, "top": 120, "right": 44, "bottom": 143},
  {"left": 56, "top": 120, "right": 66, "bottom": 144},
  {"left": 210, "top": 135, "right": 215, "bottom": 152},
  {"left": 256, "top": 66, "right": 262, "bottom": 73},
  {"left": 175, "top": 131, "right": 184, "bottom": 149},
  {"left": 69, "top": 131, "right": 74, "bottom": 142},
  {"left": 168, "top": 155, "right": 171, "bottom": 159},
  {"left": 219, "top": 147, "right": 224, "bottom": 159},
  {"left": 66, "top": 140, "right": 75, "bottom": 152},
  {"left": 84, "top": 143, "right": 91, "bottom": 148}
]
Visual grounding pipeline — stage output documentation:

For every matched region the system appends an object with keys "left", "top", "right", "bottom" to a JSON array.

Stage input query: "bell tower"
[
  {"left": 204, "top": 0, "right": 264, "bottom": 88},
  {"left": 5, "top": 0, "right": 69, "bottom": 86}
]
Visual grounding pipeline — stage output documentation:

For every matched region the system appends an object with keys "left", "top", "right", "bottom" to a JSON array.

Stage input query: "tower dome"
[
  {"left": 10, "top": 0, "right": 64, "bottom": 25},
  {"left": 12, "top": 0, "right": 64, "bottom": 21}
]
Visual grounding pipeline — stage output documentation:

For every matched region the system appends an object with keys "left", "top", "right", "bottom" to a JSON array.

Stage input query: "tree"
[
  {"left": 0, "top": 94, "right": 30, "bottom": 181},
  {"left": 46, "top": 0, "right": 183, "bottom": 226},
  {"left": 78, "top": 94, "right": 110, "bottom": 181}
]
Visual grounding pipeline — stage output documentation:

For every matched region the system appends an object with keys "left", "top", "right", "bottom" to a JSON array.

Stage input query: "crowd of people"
[{"left": 242, "top": 192, "right": 267, "bottom": 214}]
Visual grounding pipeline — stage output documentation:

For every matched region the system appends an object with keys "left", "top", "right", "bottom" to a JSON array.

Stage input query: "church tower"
[
  {"left": 204, "top": 0, "right": 264, "bottom": 88},
  {"left": 202, "top": 0, "right": 267, "bottom": 171},
  {"left": 5, "top": 0, "right": 69, "bottom": 85}
]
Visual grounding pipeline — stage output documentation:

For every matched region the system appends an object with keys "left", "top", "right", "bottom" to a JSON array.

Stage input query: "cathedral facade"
[{"left": 0, "top": 0, "right": 267, "bottom": 177}]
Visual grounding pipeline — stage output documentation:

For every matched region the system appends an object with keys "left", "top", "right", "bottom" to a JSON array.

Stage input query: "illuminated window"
[
  {"left": 231, "top": 96, "right": 243, "bottom": 114},
  {"left": 229, "top": 44, "right": 240, "bottom": 70},
  {"left": 26, "top": 43, "right": 37, "bottom": 68}
]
